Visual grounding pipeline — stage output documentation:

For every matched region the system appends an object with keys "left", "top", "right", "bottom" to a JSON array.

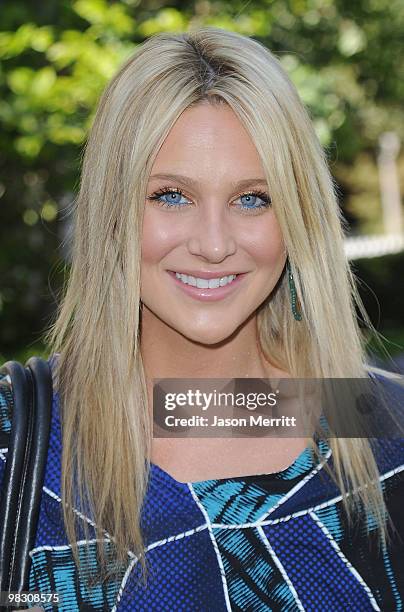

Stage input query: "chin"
[{"left": 177, "top": 323, "right": 239, "bottom": 346}]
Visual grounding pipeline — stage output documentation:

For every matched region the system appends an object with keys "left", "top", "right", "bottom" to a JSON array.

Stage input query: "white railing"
[{"left": 344, "top": 233, "right": 404, "bottom": 260}]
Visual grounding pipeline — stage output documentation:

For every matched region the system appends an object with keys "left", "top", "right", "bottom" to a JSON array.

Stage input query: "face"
[{"left": 141, "top": 102, "right": 286, "bottom": 344}]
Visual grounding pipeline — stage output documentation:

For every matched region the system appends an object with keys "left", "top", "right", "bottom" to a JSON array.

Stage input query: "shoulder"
[
  {"left": 0, "top": 354, "right": 60, "bottom": 440},
  {"left": 364, "top": 366, "right": 404, "bottom": 476},
  {"left": 366, "top": 364, "right": 404, "bottom": 421},
  {"left": 365, "top": 364, "right": 404, "bottom": 404}
]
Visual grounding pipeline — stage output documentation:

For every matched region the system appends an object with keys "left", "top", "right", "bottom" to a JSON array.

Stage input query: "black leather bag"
[{"left": 0, "top": 357, "right": 53, "bottom": 606}]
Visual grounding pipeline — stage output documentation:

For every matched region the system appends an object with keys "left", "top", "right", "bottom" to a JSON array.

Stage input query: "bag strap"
[{"left": 0, "top": 356, "right": 53, "bottom": 597}]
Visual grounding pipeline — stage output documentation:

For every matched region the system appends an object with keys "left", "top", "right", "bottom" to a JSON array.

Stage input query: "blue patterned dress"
[{"left": 0, "top": 354, "right": 403, "bottom": 611}]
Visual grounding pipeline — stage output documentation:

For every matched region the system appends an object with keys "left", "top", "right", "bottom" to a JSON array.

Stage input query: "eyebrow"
[{"left": 149, "top": 173, "right": 268, "bottom": 190}]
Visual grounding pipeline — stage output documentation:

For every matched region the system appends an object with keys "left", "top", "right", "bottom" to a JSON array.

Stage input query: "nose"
[{"left": 186, "top": 204, "right": 237, "bottom": 263}]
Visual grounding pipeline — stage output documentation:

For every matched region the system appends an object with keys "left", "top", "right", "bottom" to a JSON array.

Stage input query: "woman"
[{"left": 1, "top": 27, "right": 403, "bottom": 611}]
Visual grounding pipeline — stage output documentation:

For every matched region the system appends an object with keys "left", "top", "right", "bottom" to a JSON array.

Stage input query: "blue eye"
[
  {"left": 147, "top": 188, "right": 191, "bottom": 208},
  {"left": 236, "top": 192, "right": 271, "bottom": 210},
  {"left": 147, "top": 187, "right": 271, "bottom": 212}
]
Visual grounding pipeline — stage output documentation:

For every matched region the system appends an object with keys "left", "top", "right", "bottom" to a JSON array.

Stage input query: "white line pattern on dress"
[{"left": 257, "top": 525, "right": 305, "bottom": 611}]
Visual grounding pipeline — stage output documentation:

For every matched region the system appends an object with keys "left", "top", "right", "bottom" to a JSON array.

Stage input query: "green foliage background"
[{"left": 0, "top": 0, "right": 403, "bottom": 365}]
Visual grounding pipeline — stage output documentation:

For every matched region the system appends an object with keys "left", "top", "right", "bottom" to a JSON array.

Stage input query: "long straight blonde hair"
[{"left": 45, "top": 27, "right": 389, "bottom": 584}]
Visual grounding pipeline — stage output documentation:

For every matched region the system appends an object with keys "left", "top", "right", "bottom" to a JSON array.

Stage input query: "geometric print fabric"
[{"left": 0, "top": 356, "right": 403, "bottom": 611}]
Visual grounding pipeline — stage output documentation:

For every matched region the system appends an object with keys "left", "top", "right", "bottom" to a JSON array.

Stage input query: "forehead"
[{"left": 150, "top": 102, "right": 265, "bottom": 182}]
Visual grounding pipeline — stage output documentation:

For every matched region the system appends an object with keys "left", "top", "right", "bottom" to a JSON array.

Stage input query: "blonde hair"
[{"left": 45, "top": 27, "right": 390, "bottom": 584}]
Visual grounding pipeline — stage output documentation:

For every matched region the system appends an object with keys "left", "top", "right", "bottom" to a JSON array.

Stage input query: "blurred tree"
[{"left": 0, "top": 0, "right": 403, "bottom": 359}]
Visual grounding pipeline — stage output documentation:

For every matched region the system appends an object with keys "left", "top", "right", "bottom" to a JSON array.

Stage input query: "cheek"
[
  {"left": 244, "top": 220, "right": 285, "bottom": 267},
  {"left": 141, "top": 210, "right": 179, "bottom": 264}
]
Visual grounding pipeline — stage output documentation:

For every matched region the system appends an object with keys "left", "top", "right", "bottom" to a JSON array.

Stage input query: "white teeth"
[
  {"left": 209, "top": 278, "right": 220, "bottom": 289},
  {"left": 174, "top": 272, "right": 237, "bottom": 289}
]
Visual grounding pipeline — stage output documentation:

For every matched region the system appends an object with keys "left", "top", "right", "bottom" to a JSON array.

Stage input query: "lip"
[
  {"left": 167, "top": 270, "right": 247, "bottom": 302},
  {"left": 169, "top": 269, "right": 244, "bottom": 279}
]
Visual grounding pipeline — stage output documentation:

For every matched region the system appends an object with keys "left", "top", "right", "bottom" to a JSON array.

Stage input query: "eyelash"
[{"left": 146, "top": 186, "right": 272, "bottom": 213}]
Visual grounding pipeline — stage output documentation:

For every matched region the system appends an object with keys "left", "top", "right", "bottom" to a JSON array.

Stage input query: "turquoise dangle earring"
[{"left": 286, "top": 258, "right": 302, "bottom": 321}]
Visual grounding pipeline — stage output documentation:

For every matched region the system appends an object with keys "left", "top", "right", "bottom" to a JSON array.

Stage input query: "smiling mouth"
[{"left": 173, "top": 272, "right": 238, "bottom": 289}]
